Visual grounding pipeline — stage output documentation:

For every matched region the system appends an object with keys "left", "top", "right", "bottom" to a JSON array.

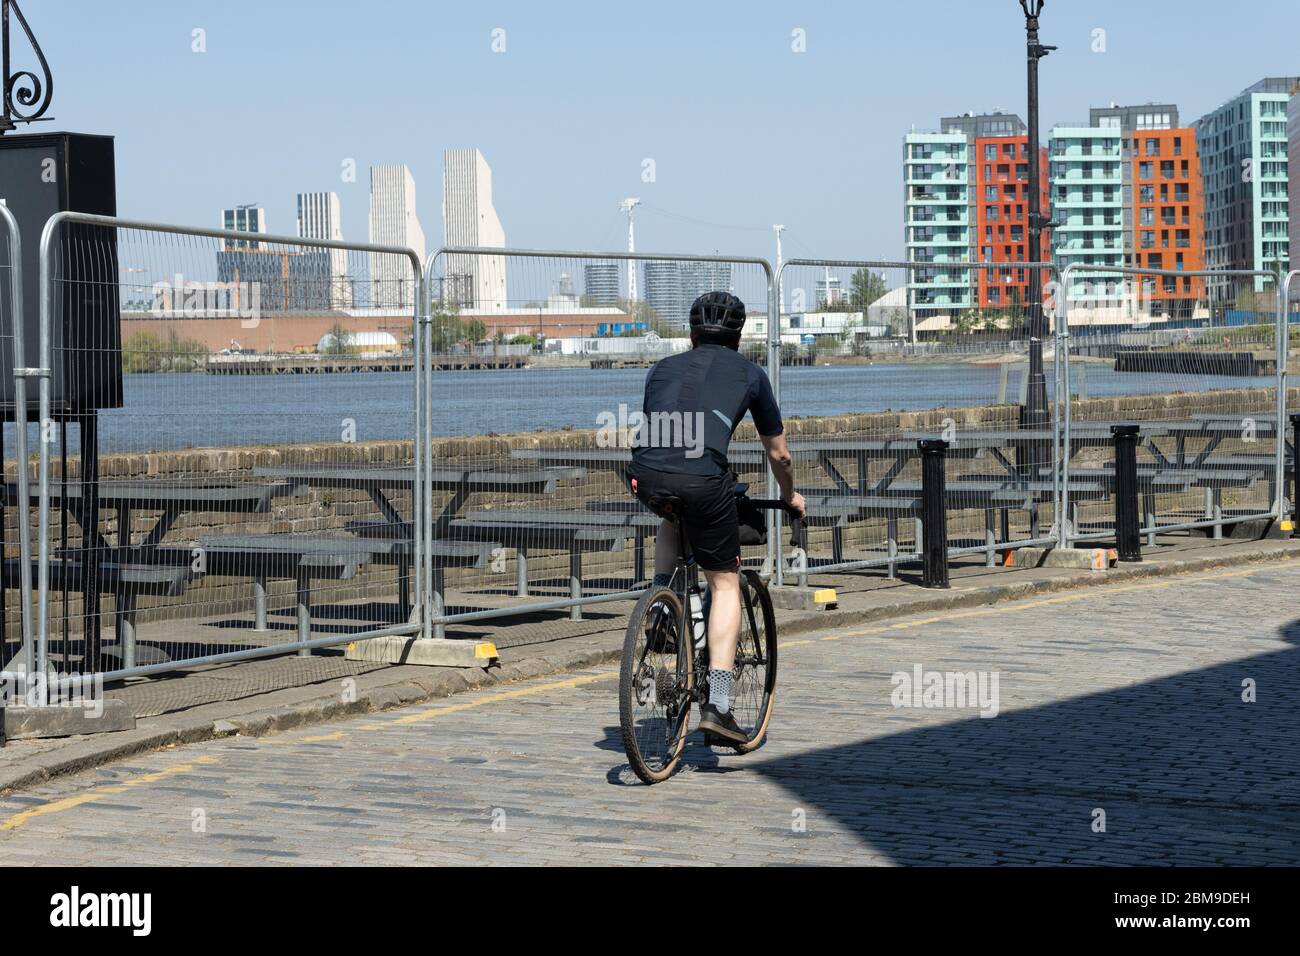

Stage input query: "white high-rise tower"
[
  {"left": 296, "top": 191, "right": 351, "bottom": 308},
  {"left": 443, "top": 148, "right": 507, "bottom": 311},
  {"left": 368, "top": 165, "right": 426, "bottom": 310}
]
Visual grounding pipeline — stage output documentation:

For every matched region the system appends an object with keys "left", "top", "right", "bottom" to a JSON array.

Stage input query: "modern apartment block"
[
  {"left": 642, "top": 260, "right": 733, "bottom": 329},
  {"left": 220, "top": 205, "right": 266, "bottom": 249},
  {"left": 1194, "top": 77, "right": 1299, "bottom": 305},
  {"left": 295, "top": 191, "right": 351, "bottom": 309},
  {"left": 1290, "top": 89, "right": 1300, "bottom": 300},
  {"left": 970, "top": 132, "right": 1050, "bottom": 312},
  {"left": 904, "top": 128, "right": 971, "bottom": 328},
  {"left": 1081, "top": 104, "right": 1206, "bottom": 318},
  {"left": 443, "top": 148, "right": 507, "bottom": 312},
  {"left": 815, "top": 274, "right": 847, "bottom": 307},
  {"left": 904, "top": 112, "right": 1050, "bottom": 329},
  {"left": 1048, "top": 123, "right": 1125, "bottom": 312},
  {"left": 582, "top": 263, "right": 620, "bottom": 306},
  {"left": 367, "top": 164, "right": 426, "bottom": 310}
]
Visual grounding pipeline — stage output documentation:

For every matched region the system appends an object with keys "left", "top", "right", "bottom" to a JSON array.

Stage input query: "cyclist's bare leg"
[{"left": 702, "top": 568, "right": 741, "bottom": 671}]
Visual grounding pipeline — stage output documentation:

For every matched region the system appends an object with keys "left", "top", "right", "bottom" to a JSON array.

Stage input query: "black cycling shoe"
[{"left": 697, "top": 703, "right": 747, "bottom": 744}]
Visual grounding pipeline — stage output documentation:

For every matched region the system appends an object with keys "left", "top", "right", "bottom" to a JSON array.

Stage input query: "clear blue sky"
[{"left": 27, "top": 0, "right": 1300, "bottom": 262}]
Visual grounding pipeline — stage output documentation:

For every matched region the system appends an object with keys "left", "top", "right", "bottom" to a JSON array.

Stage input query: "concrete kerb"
[{"left": 2, "top": 539, "right": 1298, "bottom": 795}]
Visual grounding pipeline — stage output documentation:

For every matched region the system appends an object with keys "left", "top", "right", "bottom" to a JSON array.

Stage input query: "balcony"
[{"left": 910, "top": 210, "right": 967, "bottom": 224}]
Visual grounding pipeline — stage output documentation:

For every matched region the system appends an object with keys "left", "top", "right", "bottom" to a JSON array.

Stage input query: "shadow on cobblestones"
[
  {"left": 595, "top": 724, "right": 737, "bottom": 785},
  {"left": 746, "top": 622, "right": 1300, "bottom": 865}
]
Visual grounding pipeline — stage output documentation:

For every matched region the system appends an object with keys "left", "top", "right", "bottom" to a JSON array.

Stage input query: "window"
[
  {"left": 1139, "top": 162, "right": 1153, "bottom": 179},
  {"left": 985, "top": 144, "right": 997, "bottom": 161},
  {"left": 1140, "top": 208, "right": 1154, "bottom": 225}
]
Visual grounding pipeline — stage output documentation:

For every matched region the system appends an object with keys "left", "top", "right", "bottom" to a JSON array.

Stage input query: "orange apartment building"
[
  {"left": 1128, "top": 128, "right": 1205, "bottom": 313},
  {"left": 972, "top": 134, "right": 1051, "bottom": 311},
  {"left": 1090, "top": 104, "right": 1206, "bottom": 318}
]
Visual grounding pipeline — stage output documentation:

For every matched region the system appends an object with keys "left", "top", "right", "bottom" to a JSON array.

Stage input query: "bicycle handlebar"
[
  {"left": 740, "top": 495, "right": 807, "bottom": 550},
  {"left": 742, "top": 496, "right": 800, "bottom": 515}
]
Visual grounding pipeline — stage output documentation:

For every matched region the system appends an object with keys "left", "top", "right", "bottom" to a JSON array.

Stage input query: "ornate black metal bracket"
[{"left": 1, "top": 0, "right": 54, "bottom": 134}]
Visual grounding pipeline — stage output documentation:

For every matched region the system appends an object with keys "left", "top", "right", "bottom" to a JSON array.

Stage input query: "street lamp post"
[{"left": 1020, "top": 0, "right": 1055, "bottom": 434}]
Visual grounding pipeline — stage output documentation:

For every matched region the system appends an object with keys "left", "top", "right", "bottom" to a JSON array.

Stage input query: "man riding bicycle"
[{"left": 627, "top": 291, "right": 805, "bottom": 745}]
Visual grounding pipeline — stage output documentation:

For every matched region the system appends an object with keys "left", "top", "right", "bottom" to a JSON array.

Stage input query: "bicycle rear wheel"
[
  {"left": 619, "top": 585, "right": 694, "bottom": 784},
  {"left": 728, "top": 569, "right": 778, "bottom": 752}
]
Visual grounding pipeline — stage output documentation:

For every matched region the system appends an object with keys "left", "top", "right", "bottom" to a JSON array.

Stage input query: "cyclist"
[{"left": 627, "top": 290, "right": 804, "bottom": 744}]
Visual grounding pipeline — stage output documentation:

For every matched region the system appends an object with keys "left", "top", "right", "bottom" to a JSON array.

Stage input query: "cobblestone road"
[{"left": 3, "top": 562, "right": 1299, "bottom": 865}]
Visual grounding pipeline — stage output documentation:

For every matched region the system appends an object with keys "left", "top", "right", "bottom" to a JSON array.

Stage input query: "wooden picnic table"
[
  {"left": 3, "top": 479, "right": 287, "bottom": 550},
  {"left": 255, "top": 464, "right": 587, "bottom": 536}
]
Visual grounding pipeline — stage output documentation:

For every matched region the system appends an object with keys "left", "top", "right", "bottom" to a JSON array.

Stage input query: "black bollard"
[
  {"left": 919, "top": 439, "right": 950, "bottom": 588},
  {"left": 1111, "top": 424, "right": 1142, "bottom": 562},
  {"left": 1291, "top": 413, "right": 1300, "bottom": 538}
]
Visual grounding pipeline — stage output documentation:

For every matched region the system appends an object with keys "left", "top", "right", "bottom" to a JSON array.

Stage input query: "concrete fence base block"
[
  {"left": 1003, "top": 547, "right": 1116, "bottom": 571},
  {"left": 767, "top": 586, "right": 838, "bottom": 611},
  {"left": 345, "top": 636, "right": 499, "bottom": 668},
  {"left": 3, "top": 699, "right": 135, "bottom": 740},
  {"left": 1206, "top": 518, "right": 1292, "bottom": 541}
]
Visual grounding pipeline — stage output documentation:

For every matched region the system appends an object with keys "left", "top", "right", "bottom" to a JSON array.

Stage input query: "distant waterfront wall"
[{"left": 120, "top": 313, "right": 410, "bottom": 353}]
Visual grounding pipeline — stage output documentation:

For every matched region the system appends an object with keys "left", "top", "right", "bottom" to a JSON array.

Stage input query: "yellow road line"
[
  {"left": 299, "top": 731, "right": 348, "bottom": 743},
  {"left": 388, "top": 671, "right": 615, "bottom": 726},
  {"left": 0, "top": 756, "right": 220, "bottom": 831}
]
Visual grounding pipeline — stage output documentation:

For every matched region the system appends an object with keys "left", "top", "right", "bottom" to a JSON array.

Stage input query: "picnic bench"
[
  {"left": 1, "top": 551, "right": 195, "bottom": 670},
  {"left": 256, "top": 463, "right": 590, "bottom": 632},
  {"left": 188, "top": 533, "right": 494, "bottom": 650}
]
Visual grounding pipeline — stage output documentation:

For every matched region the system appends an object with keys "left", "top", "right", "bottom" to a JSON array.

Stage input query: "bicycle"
[{"left": 618, "top": 485, "right": 804, "bottom": 784}]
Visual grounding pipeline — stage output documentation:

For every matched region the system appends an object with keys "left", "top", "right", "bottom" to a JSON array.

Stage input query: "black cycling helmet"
[{"left": 688, "top": 291, "right": 746, "bottom": 333}]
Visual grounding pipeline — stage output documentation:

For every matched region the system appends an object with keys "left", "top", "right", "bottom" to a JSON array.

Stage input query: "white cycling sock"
[{"left": 708, "top": 669, "right": 733, "bottom": 714}]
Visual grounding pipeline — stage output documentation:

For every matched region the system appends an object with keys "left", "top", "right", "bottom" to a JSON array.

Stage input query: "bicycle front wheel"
[
  {"left": 619, "top": 585, "right": 693, "bottom": 784},
  {"left": 728, "top": 569, "right": 778, "bottom": 752}
]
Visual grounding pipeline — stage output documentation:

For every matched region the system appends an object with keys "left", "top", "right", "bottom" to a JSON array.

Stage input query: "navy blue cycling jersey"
[{"left": 630, "top": 343, "right": 783, "bottom": 477}]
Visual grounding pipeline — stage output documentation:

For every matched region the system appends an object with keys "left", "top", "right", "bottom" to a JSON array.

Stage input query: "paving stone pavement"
[{"left": 2, "top": 561, "right": 1298, "bottom": 866}]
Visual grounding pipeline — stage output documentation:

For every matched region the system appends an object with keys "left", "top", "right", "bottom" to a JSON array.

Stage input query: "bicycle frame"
[{"left": 659, "top": 496, "right": 793, "bottom": 733}]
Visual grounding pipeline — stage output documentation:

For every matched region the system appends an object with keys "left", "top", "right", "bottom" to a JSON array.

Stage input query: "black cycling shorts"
[{"left": 627, "top": 464, "right": 739, "bottom": 572}]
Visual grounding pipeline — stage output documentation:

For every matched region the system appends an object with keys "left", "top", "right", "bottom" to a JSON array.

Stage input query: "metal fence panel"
[
  {"left": 772, "top": 258, "right": 1060, "bottom": 588},
  {"left": 421, "top": 247, "right": 775, "bottom": 647},
  {"left": 1, "top": 202, "right": 37, "bottom": 694},
  {"left": 1058, "top": 263, "right": 1284, "bottom": 548},
  {"left": 25, "top": 213, "right": 423, "bottom": 691}
]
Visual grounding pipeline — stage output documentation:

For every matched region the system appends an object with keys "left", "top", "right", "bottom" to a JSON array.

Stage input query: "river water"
[{"left": 1, "top": 362, "right": 1270, "bottom": 455}]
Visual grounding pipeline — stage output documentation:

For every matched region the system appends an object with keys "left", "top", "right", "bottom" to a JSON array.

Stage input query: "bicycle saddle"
[{"left": 645, "top": 495, "right": 684, "bottom": 520}]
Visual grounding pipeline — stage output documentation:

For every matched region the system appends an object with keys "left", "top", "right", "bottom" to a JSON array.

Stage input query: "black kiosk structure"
[{"left": 1, "top": 3, "right": 123, "bottom": 677}]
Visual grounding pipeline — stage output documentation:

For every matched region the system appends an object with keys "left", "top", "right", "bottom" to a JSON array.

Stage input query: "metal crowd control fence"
[
  {"left": 770, "top": 258, "right": 1062, "bottom": 586},
  {"left": 420, "top": 247, "right": 777, "bottom": 645},
  {"left": 21, "top": 213, "right": 424, "bottom": 695},
  {"left": 1057, "top": 263, "right": 1285, "bottom": 548},
  {"left": 1, "top": 202, "right": 37, "bottom": 690}
]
